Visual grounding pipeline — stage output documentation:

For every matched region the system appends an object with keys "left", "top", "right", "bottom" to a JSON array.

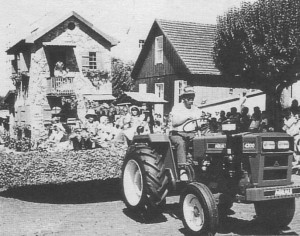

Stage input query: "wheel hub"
[
  {"left": 123, "top": 159, "right": 143, "bottom": 206},
  {"left": 183, "top": 193, "right": 205, "bottom": 232},
  {"left": 193, "top": 205, "right": 200, "bottom": 217}
]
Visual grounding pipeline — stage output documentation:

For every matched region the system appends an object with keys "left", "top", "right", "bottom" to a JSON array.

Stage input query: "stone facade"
[{"left": 10, "top": 14, "right": 116, "bottom": 140}]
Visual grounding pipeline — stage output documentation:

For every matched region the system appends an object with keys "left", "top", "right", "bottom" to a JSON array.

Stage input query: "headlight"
[
  {"left": 263, "top": 141, "right": 275, "bottom": 150},
  {"left": 222, "top": 123, "right": 236, "bottom": 131},
  {"left": 215, "top": 143, "right": 226, "bottom": 149},
  {"left": 278, "top": 140, "right": 289, "bottom": 149}
]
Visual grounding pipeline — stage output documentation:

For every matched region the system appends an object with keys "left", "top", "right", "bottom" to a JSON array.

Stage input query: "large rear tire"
[
  {"left": 180, "top": 182, "right": 219, "bottom": 235},
  {"left": 121, "top": 143, "right": 169, "bottom": 213},
  {"left": 254, "top": 198, "right": 295, "bottom": 228}
]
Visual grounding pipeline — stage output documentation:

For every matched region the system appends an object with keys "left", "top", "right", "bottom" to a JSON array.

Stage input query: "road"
[{"left": 0, "top": 176, "right": 300, "bottom": 236}]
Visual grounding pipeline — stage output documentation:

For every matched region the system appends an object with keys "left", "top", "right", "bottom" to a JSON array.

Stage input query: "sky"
[{"left": 0, "top": 0, "right": 256, "bottom": 96}]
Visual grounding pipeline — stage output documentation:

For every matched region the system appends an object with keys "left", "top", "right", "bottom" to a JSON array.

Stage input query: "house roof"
[
  {"left": 114, "top": 92, "right": 168, "bottom": 105},
  {"left": 124, "top": 92, "right": 168, "bottom": 104},
  {"left": 84, "top": 94, "right": 115, "bottom": 101},
  {"left": 132, "top": 19, "right": 220, "bottom": 78},
  {"left": 6, "top": 11, "right": 119, "bottom": 54}
]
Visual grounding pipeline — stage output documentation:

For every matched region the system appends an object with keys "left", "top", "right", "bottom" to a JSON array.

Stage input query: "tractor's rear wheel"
[
  {"left": 122, "top": 144, "right": 169, "bottom": 214},
  {"left": 180, "top": 182, "right": 219, "bottom": 235},
  {"left": 254, "top": 198, "right": 295, "bottom": 228}
]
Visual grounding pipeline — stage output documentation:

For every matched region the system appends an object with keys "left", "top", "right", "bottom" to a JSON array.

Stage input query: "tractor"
[{"left": 121, "top": 118, "right": 300, "bottom": 235}]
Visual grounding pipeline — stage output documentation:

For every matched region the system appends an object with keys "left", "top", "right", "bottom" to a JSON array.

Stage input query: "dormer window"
[{"left": 155, "top": 35, "right": 163, "bottom": 64}]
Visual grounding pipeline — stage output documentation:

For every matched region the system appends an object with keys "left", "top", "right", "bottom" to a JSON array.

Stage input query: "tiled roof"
[{"left": 156, "top": 19, "right": 220, "bottom": 75}]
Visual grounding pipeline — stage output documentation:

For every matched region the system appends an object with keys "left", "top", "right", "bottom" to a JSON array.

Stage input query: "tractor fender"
[{"left": 131, "top": 133, "right": 178, "bottom": 189}]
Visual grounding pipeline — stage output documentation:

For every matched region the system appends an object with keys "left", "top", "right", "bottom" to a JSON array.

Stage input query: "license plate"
[{"left": 275, "top": 188, "right": 292, "bottom": 196}]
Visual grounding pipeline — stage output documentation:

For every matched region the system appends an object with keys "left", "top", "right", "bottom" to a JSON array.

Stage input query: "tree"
[
  {"left": 111, "top": 57, "right": 135, "bottom": 98},
  {"left": 213, "top": 0, "right": 300, "bottom": 130},
  {"left": 0, "top": 96, "right": 8, "bottom": 110}
]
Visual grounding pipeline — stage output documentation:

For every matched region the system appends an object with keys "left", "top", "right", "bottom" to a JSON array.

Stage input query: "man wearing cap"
[{"left": 170, "top": 86, "right": 202, "bottom": 181}]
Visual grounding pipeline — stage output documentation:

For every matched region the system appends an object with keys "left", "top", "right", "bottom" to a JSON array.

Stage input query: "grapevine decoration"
[
  {"left": 84, "top": 69, "right": 110, "bottom": 89},
  {"left": 0, "top": 142, "right": 126, "bottom": 188}
]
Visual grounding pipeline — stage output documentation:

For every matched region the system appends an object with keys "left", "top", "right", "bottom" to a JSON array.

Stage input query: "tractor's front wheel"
[
  {"left": 180, "top": 182, "right": 219, "bottom": 235},
  {"left": 121, "top": 144, "right": 169, "bottom": 214},
  {"left": 254, "top": 198, "right": 295, "bottom": 228}
]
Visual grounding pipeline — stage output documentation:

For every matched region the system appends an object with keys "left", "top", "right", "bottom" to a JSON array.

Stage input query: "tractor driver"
[{"left": 170, "top": 86, "right": 202, "bottom": 181}]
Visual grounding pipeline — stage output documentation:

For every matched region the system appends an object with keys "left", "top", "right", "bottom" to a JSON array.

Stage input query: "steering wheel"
[{"left": 182, "top": 118, "right": 209, "bottom": 133}]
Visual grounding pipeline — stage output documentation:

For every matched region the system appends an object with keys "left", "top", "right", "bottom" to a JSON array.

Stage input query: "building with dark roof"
[{"left": 131, "top": 19, "right": 249, "bottom": 114}]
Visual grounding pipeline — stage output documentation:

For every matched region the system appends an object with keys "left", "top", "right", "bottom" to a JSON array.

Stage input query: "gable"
[
  {"left": 131, "top": 21, "right": 188, "bottom": 79},
  {"left": 132, "top": 19, "right": 220, "bottom": 79},
  {"left": 6, "top": 11, "right": 118, "bottom": 55}
]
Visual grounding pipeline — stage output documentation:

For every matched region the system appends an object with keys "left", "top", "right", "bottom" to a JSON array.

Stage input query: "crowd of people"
[
  {"left": 38, "top": 94, "right": 300, "bottom": 157},
  {"left": 39, "top": 103, "right": 169, "bottom": 152}
]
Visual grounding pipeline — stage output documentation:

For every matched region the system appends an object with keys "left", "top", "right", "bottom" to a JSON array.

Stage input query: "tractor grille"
[
  {"left": 263, "top": 169, "right": 288, "bottom": 180},
  {"left": 264, "top": 155, "right": 288, "bottom": 167},
  {"left": 263, "top": 155, "right": 289, "bottom": 181}
]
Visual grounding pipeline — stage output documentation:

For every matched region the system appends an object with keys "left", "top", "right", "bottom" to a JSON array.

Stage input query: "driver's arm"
[
  {"left": 172, "top": 113, "right": 193, "bottom": 127},
  {"left": 171, "top": 106, "right": 196, "bottom": 128}
]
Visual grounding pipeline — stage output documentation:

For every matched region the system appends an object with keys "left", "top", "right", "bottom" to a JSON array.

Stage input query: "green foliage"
[
  {"left": 214, "top": 0, "right": 300, "bottom": 92},
  {"left": 111, "top": 57, "right": 134, "bottom": 97}
]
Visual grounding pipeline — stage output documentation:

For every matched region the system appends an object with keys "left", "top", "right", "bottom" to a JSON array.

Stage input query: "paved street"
[{"left": 0, "top": 176, "right": 300, "bottom": 236}]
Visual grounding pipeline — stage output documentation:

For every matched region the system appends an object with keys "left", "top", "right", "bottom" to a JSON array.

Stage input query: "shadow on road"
[
  {"left": 217, "top": 216, "right": 299, "bottom": 236},
  {"left": 0, "top": 178, "right": 122, "bottom": 204},
  {"left": 123, "top": 208, "right": 168, "bottom": 224},
  {"left": 163, "top": 203, "right": 299, "bottom": 236}
]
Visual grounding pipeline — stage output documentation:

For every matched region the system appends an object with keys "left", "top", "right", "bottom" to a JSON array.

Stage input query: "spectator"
[
  {"left": 218, "top": 110, "right": 226, "bottom": 123},
  {"left": 282, "top": 109, "right": 298, "bottom": 136},
  {"left": 226, "top": 112, "right": 232, "bottom": 120},
  {"left": 81, "top": 109, "right": 99, "bottom": 149},
  {"left": 229, "top": 107, "right": 240, "bottom": 123},
  {"left": 290, "top": 99, "right": 300, "bottom": 116},
  {"left": 153, "top": 120, "right": 162, "bottom": 133},
  {"left": 209, "top": 117, "right": 219, "bottom": 133},
  {"left": 249, "top": 106, "right": 261, "bottom": 132},
  {"left": 48, "top": 124, "right": 65, "bottom": 143},
  {"left": 69, "top": 128, "right": 84, "bottom": 151},
  {"left": 115, "top": 106, "right": 144, "bottom": 144},
  {"left": 260, "top": 110, "right": 269, "bottom": 132},
  {"left": 240, "top": 107, "right": 251, "bottom": 132},
  {"left": 97, "top": 115, "right": 117, "bottom": 143}
]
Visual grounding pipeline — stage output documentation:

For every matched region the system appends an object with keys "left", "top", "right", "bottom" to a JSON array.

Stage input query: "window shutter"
[
  {"left": 11, "top": 59, "right": 17, "bottom": 74},
  {"left": 155, "top": 36, "right": 163, "bottom": 64},
  {"left": 96, "top": 52, "right": 104, "bottom": 71},
  {"left": 81, "top": 52, "right": 89, "bottom": 71}
]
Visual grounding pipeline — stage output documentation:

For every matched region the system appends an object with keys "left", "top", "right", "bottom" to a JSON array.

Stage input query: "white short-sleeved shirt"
[{"left": 170, "top": 102, "right": 202, "bottom": 132}]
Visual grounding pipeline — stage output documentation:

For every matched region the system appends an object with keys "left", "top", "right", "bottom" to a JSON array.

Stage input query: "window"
[
  {"left": 155, "top": 83, "right": 164, "bottom": 117},
  {"left": 68, "top": 22, "right": 75, "bottom": 30},
  {"left": 155, "top": 83, "right": 164, "bottom": 98},
  {"left": 89, "top": 52, "right": 97, "bottom": 69},
  {"left": 174, "top": 80, "right": 187, "bottom": 103},
  {"left": 82, "top": 52, "right": 98, "bottom": 70},
  {"left": 139, "top": 39, "right": 145, "bottom": 48},
  {"left": 155, "top": 35, "right": 163, "bottom": 64}
]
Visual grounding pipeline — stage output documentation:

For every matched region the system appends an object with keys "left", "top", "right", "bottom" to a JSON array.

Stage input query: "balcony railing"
[{"left": 47, "top": 76, "right": 74, "bottom": 95}]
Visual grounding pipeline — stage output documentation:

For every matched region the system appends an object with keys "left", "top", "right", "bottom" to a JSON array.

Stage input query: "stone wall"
[{"left": 13, "top": 16, "right": 113, "bottom": 140}]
